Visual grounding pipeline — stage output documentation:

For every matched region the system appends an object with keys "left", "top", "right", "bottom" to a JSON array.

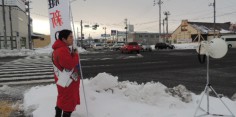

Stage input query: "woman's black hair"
[{"left": 55, "top": 29, "right": 72, "bottom": 40}]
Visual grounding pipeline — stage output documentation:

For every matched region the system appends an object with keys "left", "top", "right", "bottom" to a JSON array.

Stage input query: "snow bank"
[
  {"left": 0, "top": 46, "right": 87, "bottom": 57},
  {"left": 173, "top": 43, "right": 198, "bottom": 49},
  {"left": 0, "top": 49, "right": 36, "bottom": 57},
  {"left": 23, "top": 73, "right": 236, "bottom": 117}
]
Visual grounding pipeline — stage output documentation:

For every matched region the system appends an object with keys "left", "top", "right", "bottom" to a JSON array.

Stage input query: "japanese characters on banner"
[{"left": 48, "top": 0, "right": 71, "bottom": 45}]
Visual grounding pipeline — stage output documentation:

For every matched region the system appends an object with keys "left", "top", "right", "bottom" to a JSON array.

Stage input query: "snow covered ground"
[
  {"left": 23, "top": 73, "right": 236, "bottom": 117},
  {"left": 1, "top": 43, "right": 236, "bottom": 117}
]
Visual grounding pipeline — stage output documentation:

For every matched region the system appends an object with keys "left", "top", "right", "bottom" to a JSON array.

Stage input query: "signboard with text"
[
  {"left": 48, "top": 0, "right": 71, "bottom": 45},
  {"left": 101, "top": 34, "right": 111, "bottom": 37},
  {"left": 111, "top": 30, "right": 117, "bottom": 36}
]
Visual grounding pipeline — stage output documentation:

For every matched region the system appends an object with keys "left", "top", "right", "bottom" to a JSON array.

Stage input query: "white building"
[{"left": 0, "top": 0, "right": 30, "bottom": 49}]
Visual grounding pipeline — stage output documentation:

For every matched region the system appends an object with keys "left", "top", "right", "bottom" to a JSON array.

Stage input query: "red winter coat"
[{"left": 52, "top": 39, "right": 80, "bottom": 112}]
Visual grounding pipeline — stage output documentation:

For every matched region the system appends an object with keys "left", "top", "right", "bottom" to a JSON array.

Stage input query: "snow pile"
[
  {"left": 165, "top": 85, "right": 192, "bottom": 103},
  {"left": 33, "top": 45, "right": 53, "bottom": 54},
  {"left": 232, "top": 93, "right": 236, "bottom": 101},
  {"left": 0, "top": 46, "right": 87, "bottom": 57},
  {"left": 0, "top": 49, "right": 36, "bottom": 57},
  {"left": 173, "top": 43, "right": 198, "bottom": 49},
  {"left": 23, "top": 85, "right": 57, "bottom": 116},
  {"left": 0, "top": 85, "right": 22, "bottom": 97},
  {"left": 34, "top": 46, "right": 87, "bottom": 54},
  {"left": 23, "top": 73, "right": 236, "bottom": 117},
  {"left": 88, "top": 72, "right": 118, "bottom": 92}
]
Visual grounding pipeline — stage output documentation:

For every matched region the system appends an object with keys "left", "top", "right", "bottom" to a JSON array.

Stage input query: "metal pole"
[
  {"left": 69, "top": 3, "right": 77, "bottom": 47},
  {"left": 158, "top": 0, "right": 163, "bottom": 42},
  {"left": 124, "top": 18, "right": 128, "bottom": 43},
  {"left": 126, "top": 23, "right": 127, "bottom": 42},
  {"left": 166, "top": 14, "right": 169, "bottom": 36},
  {"left": 26, "top": 1, "right": 32, "bottom": 49},
  {"left": 77, "top": 27, "right": 79, "bottom": 46},
  {"left": 2, "top": 0, "right": 7, "bottom": 49},
  {"left": 206, "top": 52, "right": 210, "bottom": 113},
  {"left": 103, "top": 27, "right": 106, "bottom": 40},
  {"left": 89, "top": 33, "right": 91, "bottom": 47},
  {"left": 163, "top": 19, "right": 165, "bottom": 43},
  {"left": 213, "top": 0, "right": 216, "bottom": 38},
  {"left": 9, "top": 6, "right": 13, "bottom": 50},
  {"left": 164, "top": 11, "right": 170, "bottom": 43},
  {"left": 80, "top": 20, "right": 83, "bottom": 47}
]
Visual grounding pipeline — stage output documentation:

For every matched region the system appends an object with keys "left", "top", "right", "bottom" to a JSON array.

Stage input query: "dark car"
[
  {"left": 120, "top": 42, "right": 141, "bottom": 53},
  {"left": 155, "top": 43, "right": 175, "bottom": 49}
]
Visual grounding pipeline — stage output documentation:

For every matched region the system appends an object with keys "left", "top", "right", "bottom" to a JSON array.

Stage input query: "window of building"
[{"left": 21, "top": 37, "right": 26, "bottom": 48}]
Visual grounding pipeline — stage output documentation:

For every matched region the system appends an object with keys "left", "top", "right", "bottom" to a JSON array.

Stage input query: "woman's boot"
[
  {"left": 62, "top": 111, "right": 72, "bottom": 117},
  {"left": 55, "top": 106, "right": 62, "bottom": 117}
]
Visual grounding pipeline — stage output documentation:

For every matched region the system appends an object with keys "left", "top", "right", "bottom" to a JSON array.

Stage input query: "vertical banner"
[{"left": 48, "top": 0, "right": 71, "bottom": 45}]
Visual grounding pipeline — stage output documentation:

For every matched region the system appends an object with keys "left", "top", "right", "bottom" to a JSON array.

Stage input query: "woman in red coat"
[{"left": 52, "top": 29, "right": 80, "bottom": 117}]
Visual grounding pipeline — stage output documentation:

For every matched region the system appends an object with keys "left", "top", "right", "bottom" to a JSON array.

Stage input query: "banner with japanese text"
[{"left": 48, "top": 0, "right": 71, "bottom": 45}]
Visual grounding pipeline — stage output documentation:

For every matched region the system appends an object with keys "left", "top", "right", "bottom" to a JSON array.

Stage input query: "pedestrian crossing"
[
  {"left": 0, "top": 53, "right": 144, "bottom": 86},
  {"left": 0, "top": 55, "right": 54, "bottom": 86}
]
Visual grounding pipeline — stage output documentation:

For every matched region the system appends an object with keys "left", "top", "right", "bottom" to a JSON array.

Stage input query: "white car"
[
  {"left": 139, "top": 44, "right": 152, "bottom": 52},
  {"left": 93, "top": 43, "right": 104, "bottom": 50},
  {"left": 112, "top": 42, "right": 125, "bottom": 51}
]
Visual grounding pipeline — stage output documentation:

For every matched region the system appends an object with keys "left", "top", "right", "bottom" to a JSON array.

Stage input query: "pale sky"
[{"left": 31, "top": 0, "right": 236, "bottom": 38}]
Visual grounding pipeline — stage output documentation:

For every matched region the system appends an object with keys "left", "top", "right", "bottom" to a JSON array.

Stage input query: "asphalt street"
[
  {"left": 80, "top": 49, "right": 236, "bottom": 98},
  {"left": 0, "top": 48, "right": 235, "bottom": 98}
]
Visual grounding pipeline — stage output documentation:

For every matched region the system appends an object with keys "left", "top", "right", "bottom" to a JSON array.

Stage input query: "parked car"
[
  {"left": 155, "top": 43, "right": 175, "bottom": 49},
  {"left": 93, "top": 43, "right": 104, "bottom": 50},
  {"left": 112, "top": 42, "right": 125, "bottom": 51},
  {"left": 220, "top": 35, "right": 236, "bottom": 48},
  {"left": 120, "top": 42, "right": 141, "bottom": 53},
  {"left": 139, "top": 43, "right": 152, "bottom": 52}
]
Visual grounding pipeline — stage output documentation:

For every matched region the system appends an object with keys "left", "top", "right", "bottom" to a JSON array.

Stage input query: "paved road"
[
  {"left": 80, "top": 49, "right": 236, "bottom": 97},
  {"left": 0, "top": 49, "right": 236, "bottom": 98}
]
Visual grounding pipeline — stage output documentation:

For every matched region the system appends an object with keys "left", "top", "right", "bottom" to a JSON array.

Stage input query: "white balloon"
[{"left": 208, "top": 38, "right": 228, "bottom": 59}]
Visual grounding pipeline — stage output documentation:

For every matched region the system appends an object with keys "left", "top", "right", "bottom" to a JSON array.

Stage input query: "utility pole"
[
  {"left": 2, "top": 0, "right": 7, "bottom": 49},
  {"left": 9, "top": 6, "right": 13, "bottom": 50},
  {"left": 124, "top": 18, "right": 128, "bottom": 43},
  {"left": 88, "top": 33, "right": 91, "bottom": 47},
  {"left": 77, "top": 27, "right": 79, "bottom": 46},
  {"left": 103, "top": 27, "right": 107, "bottom": 40},
  {"left": 164, "top": 11, "right": 170, "bottom": 43},
  {"left": 80, "top": 20, "right": 83, "bottom": 47},
  {"left": 163, "top": 19, "right": 165, "bottom": 42},
  {"left": 209, "top": 0, "right": 216, "bottom": 38},
  {"left": 213, "top": 0, "right": 216, "bottom": 38},
  {"left": 153, "top": 0, "right": 163, "bottom": 42},
  {"left": 25, "top": 1, "right": 32, "bottom": 49}
]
